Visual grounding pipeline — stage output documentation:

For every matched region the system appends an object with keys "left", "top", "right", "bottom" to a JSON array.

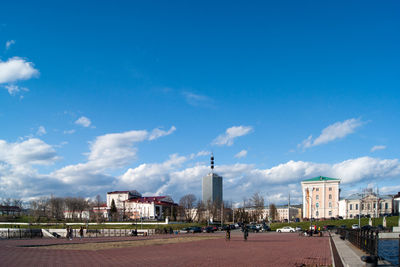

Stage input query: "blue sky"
[{"left": 1, "top": 1, "right": 399, "bottom": 205}]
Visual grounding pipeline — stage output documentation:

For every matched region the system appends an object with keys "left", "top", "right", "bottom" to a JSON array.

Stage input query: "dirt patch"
[{"left": 33, "top": 236, "right": 222, "bottom": 251}]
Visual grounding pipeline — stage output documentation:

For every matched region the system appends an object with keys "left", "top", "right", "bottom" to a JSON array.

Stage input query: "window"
[
  {"left": 329, "top": 187, "right": 332, "bottom": 191},
  {"left": 329, "top": 211, "right": 332, "bottom": 216},
  {"left": 350, "top": 214, "right": 353, "bottom": 218},
  {"left": 373, "top": 203, "right": 376, "bottom": 209},
  {"left": 316, "top": 195, "right": 319, "bottom": 200},
  {"left": 316, "top": 211, "right": 319, "bottom": 217},
  {"left": 356, "top": 204, "right": 358, "bottom": 210},
  {"left": 350, "top": 204, "right": 353, "bottom": 210},
  {"left": 316, "top": 188, "right": 319, "bottom": 191},
  {"left": 316, "top": 202, "right": 319, "bottom": 208},
  {"left": 362, "top": 204, "right": 364, "bottom": 210},
  {"left": 329, "top": 202, "right": 332, "bottom": 208},
  {"left": 385, "top": 203, "right": 388, "bottom": 209},
  {"left": 329, "top": 194, "right": 332, "bottom": 200},
  {"left": 380, "top": 203, "right": 382, "bottom": 209},
  {"left": 368, "top": 204, "right": 370, "bottom": 210}
]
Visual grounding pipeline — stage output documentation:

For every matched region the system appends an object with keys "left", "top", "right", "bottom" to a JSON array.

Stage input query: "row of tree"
[
  {"left": 178, "top": 192, "right": 278, "bottom": 223},
  {"left": 19, "top": 195, "right": 104, "bottom": 222}
]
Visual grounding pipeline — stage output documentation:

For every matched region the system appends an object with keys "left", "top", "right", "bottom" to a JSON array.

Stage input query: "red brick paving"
[{"left": 0, "top": 232, "right": 332, "bottom": 266}]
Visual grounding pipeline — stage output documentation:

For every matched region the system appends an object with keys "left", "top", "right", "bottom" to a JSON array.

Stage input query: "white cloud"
[
  {"left": 63, "top": 129, "right": 76, "bottom": 134},
  {"left": 196, "top": 150, "right": 210, "bottom": 157},
  {"left": 5, "top": 40, "right": 15, "bottom": 50},
  {"left": 182, "top": 92, "right": 212, "bottom": 107},
  {"left": 371, "top": 145, "right": 386, "bottom": 152},
  {"left": 87, "top": 130, "right": 148, "bottom": 169},
  {"left": 149, "top": 126, "right": 176, "bottom": 140},
  {"left": 36, "top": 126, "right": 46, "bottom": 136},
  {"left": 213, "top": 126, "right": 253, "bottom": 146},
  {"left": 0, "top": 57, "right": 39, "bottom": 84},
  {"left": 0, "top": 138, "right": 58, "bottom": 166},
  {"left": 52, "top": 127, "right": 176, "bottom": 184},
  {"left": 235, "top": 150, "right": 248, "bottom": 158},
  {"left": 75, "top": 116, "right": 92, "bottom": 127},
  {"left": 4, "top": 84, "right": 29, "bottom": 95},
  {"left": 299, "top": 118, "right": 364, "bottom": 149}
]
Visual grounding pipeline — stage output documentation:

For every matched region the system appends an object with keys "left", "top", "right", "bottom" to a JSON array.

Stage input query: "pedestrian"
[
  {"left": 225, "top": 227, "right": 231, "bottom": 241},
  {"left": 243, "top": 224, "right": 248, "bottom": 241},
  {"left": 66, "top": 226, "right": 69, "bottom": 239},
  {"left": 79, "top": 226, "right": 84, "bottom": 239},
  {"left": 69, "top": 226, "right": 73, "bottom": 240}
]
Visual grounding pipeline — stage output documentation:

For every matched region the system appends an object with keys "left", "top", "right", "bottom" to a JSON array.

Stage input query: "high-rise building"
[{"left": 202, "top": 154, "right": 223, "bottom": 204}]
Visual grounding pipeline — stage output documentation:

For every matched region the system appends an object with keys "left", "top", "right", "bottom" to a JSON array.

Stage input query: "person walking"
[
  {"left": 79, "top": 226, "right": 84, "bottom": 239},
  {"left": 66, "top": 226, "right": 69, "bottom": 240},
  {"left": 225, "top": 227, "right": 231, "bottom": 241},
  {"left": 243, "top": 224, "right": 248, "bottom": 241},
  {"left": 69, "top": 226, "right": 73, "bottom": 240}
]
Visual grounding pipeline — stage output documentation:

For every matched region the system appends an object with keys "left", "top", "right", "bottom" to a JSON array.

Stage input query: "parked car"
[
  {"left": 324, "top": 225, "right": 336, "bottom": 231},
  {"left": 247, "top": 225, "right": 260, "bottom": 233},
  {"left": 179, "top": 227, "right": 191, "bottom": 234},
  {"left": 295, "top": 227, "right": 302, "bottom": 232},
  {"left": 361, "top": 225, "right": 372, "bottom": 231},
  {"left": 203, "top": 226, "right": 215, "bottom": 233},
  {"left": 352, "top": 224, "right": 360, "bottom": 230},
  {"left": 276, "top": 226, "right": 295, "bottom": 233},
  {"left": 262, "top": 225, "right": 271, "bottom": 232},
  {"left": 189, "top": 227, "right": 202, "bottom": 233}
]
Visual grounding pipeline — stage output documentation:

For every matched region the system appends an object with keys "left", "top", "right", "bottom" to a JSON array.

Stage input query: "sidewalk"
[{"left": 330, "top": 233, "right": 394, "bottom": 267}]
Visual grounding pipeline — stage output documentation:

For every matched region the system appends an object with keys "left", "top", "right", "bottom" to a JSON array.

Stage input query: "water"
[{"left": 378, "top": 239, "right": 398, "bottom": 266}]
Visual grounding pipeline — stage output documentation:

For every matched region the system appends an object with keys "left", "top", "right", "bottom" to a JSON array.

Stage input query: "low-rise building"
[
  {"left": 338, "top": 189, "right": 393, "bottom": 219},
  {"left": 106, "top": 190, "right": 176, "bottom": 220}
]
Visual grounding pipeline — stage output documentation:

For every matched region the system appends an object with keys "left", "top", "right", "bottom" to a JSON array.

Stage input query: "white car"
[
  {"left": 276, "top": 226, "right": 296, "bottom": 233},
  {"left": 352, "top": 224, "right": 360, "bottom": 230}
]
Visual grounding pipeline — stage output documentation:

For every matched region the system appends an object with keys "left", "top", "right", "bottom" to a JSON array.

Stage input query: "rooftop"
[{"left": 302, "top": 176, "right": 340, "bottom": 182}]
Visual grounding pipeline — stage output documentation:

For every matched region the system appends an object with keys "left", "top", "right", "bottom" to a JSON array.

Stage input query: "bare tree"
[
  {"left": 30, "top": 197, "right": 49, "bottom": 221},
  {"left": 179, "top": 194, "right": 197, "bottom": 222},
  {"left": 269, "top": 203, "right": 278, "bottom": 222},
  {"left": 195, "top": 200, "right": 206, "bottom": 222},
  {"left": 49, "top": 196, "right": 64, "bottom": 221},
  {"left": 251, "top": 192, "right": 265, "bottom": 222}
]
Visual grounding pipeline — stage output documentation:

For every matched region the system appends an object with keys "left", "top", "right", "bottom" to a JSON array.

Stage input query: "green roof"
[{"left": 302, "top": 176, "right": 340, "bottom": 182}]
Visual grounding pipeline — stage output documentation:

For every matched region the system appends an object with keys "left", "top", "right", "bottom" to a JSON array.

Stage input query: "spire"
[{"left": 211, "top": 153, "right": 214, "bottom": 173}]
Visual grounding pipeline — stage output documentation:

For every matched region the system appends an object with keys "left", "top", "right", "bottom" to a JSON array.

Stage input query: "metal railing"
[{"left": 337, "top": 228, "right": 379, "bottom": 256}]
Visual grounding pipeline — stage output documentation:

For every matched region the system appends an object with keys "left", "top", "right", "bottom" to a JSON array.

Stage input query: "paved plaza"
[{"left": 0, "top": 232, "right": 332, "bottom": 267}]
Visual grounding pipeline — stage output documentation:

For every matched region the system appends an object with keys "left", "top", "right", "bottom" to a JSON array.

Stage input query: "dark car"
[
  {"left": 189, "top": 227, "right": 202, "bottom": 233},
  {"left": 262, "top": 225, "right": 271, "bottom": 231},
  {"left": 361, "top": 225, "right": 372, "bottom": 231},
  {"left": 247, "top": 225, "right": 259, "bottom": 233},
  {"left": 203, "top": 226, "right": 214, "bottom": 233},
  {"left": 324, "top": 225, "right": 336, "bottom": 231}
]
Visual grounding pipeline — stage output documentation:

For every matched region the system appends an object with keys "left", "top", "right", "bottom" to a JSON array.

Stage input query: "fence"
[
  {"left": 337, "top": 228, "right": 400, "bottom": 265},
  {"left": 0, "top": 228, "right": 43, "bottom": 239},
  {"left": 0, "top": 228, "right": 155, "bottom": 239}
]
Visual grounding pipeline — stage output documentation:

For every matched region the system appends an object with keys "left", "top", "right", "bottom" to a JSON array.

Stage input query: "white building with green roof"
[{"left": 301, "top": 176, "right": 341, "bottom": 219}]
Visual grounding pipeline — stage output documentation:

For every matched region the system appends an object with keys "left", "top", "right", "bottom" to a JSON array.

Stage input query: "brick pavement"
[{"left": 0, "top": 232, "right": 332, "bottom": 267}]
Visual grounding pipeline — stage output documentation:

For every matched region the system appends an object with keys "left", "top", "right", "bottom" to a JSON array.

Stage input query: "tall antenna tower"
[{"left": 210, "top": 153, "right": 214, "bottom": 173}]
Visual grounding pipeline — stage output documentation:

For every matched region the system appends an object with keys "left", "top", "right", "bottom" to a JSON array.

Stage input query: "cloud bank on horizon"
[{"left": 0, "top": 123, "right": 399, "bottom": 205}]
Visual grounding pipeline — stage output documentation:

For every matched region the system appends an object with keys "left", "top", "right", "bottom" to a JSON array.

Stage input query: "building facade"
[
  {"left": 106, "top": 190, "right": 176, "bottom": 220},
  {"left": 244, "top": 206, "right": 300, "bottom": 222},
  {"left": 338, "top": 189, "right": 394, "bottom": 219},
  {"left": 301, "top": 176, "right": 340, "bottom": 219},
  {"left": 202, "top": 173, "right": 223, "bottom": 204}
]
